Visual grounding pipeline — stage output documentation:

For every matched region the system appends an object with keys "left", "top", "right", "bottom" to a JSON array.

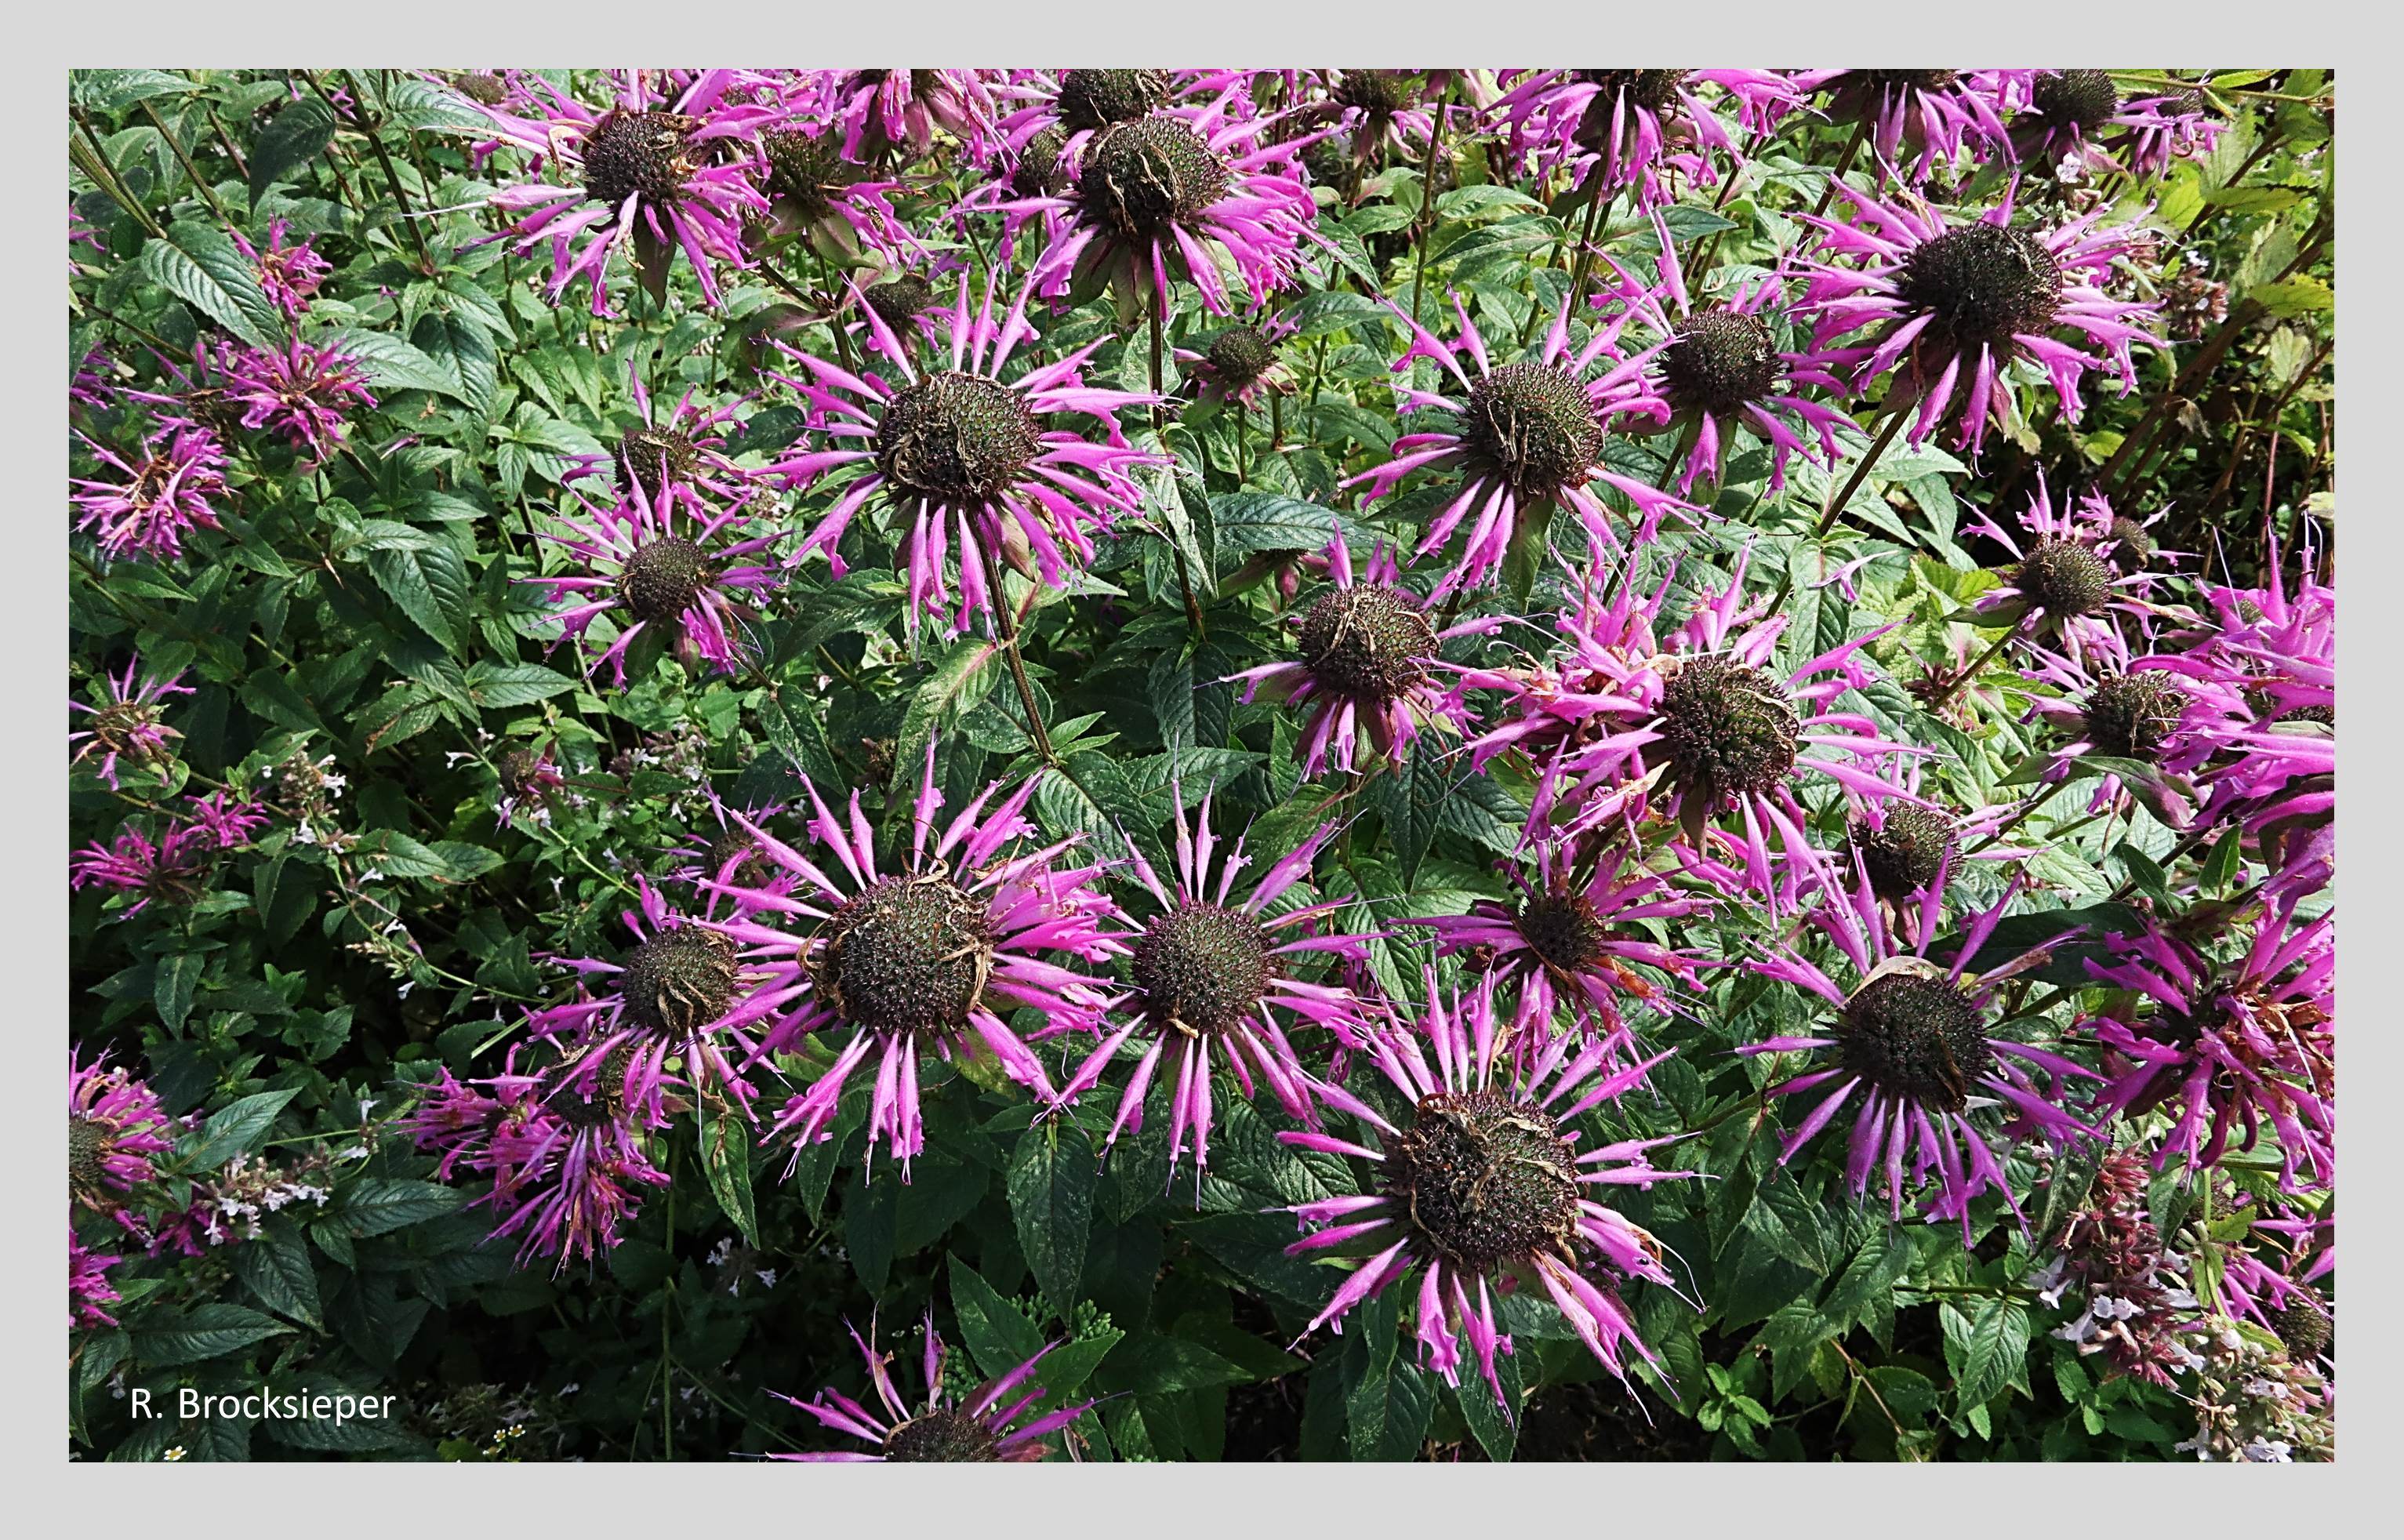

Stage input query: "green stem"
[
  {"left": 1967, "top": 779, "right": 2072, "bottom": 856},
  {"left": 982, "top": 542, "right": 1057, "bottom": 766},
  {"left": 1813, "top": 408, "right": 1908, "bottom": 539},
  {"left": 1926, "top": 625, "right": 2021, "bottom": 712},
  {"left": 334, "top": 71, "right": 434, "bottom": 272},
  {"left": 1810, "top": 119, "right": 1869, "bottom": 220},
  {"left": 1408, "top": 85, "right": 1456, "bottom": 324},
  {"left": 71, "top": 111, "right": 168, "bottom": 241},
  {"left": 1563, "top": 187, "right": 1608, "bottom": 311},
  {"left": 140, "top": 100, "right": 232, "bottom": 223}
]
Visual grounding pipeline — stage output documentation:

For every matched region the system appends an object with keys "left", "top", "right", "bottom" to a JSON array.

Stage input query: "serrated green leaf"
[
  {"left": 137, "top": 221, "right": 281, "bottom": 348},
  {"left": 230, "top": 1226, "right": 322, "bottom": 1328},
  {"left": 464, "top": 662, "right": 578, "bottom": 708},
  {"left": 335, "top": 1179, "right": 462, "bottom": 1238},
  {"left": 133, "top": 1303, "right": 294, "bottom": 1367},
  {"left": 1009, "top": 1124, "right": 1096, "bottom": 1326},
  {"left": 183, "top": 1087, "right": 300, "bottom": 1171},
  {"left": 327, "top": 327, "right": 468, "bottom": 401},
  {"left": 247, "top": 97, "right": 336, "bottom": 199},
  {"left": 699, "top": 1110, "right": 758, "bottom": 1247},
  {"left": 365, "top": 541, "right": 469, "bottom": 652}
]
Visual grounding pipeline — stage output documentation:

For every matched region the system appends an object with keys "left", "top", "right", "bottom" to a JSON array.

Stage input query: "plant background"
[{"left": 64, "top": 65, "right": 2333, "bottom": 1462}]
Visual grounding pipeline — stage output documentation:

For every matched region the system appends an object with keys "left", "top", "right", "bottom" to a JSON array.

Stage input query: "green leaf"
[
  {"left": 1454, "top": 1347, "right": 1523, "bottom": 1462},
  {"left": 889, "top": 637, "right": 1004, "bottom": 803},
  {"left": 1282, "top": 289, "right": 1390, "bottom": 339},
  {"left": 2254, "top": 276, "right": 2333, "bottom": 317},
  {"left": 1945, "top": 1296, "right": 2032, "bottom": 1411},
  {"left": 366, "top": 541, "right": 470, "bottom": 652},
  {"left": 1344, "top": 1331, "right": 1434, "bottom": 1460},
  {"left": 154, "top": 951, "right": 203, "bottom": 1035},
  {"left": 71, "top": 69, "right": 196, "bottom": 113},
  {"left": 133, "top": 1303, "right": 294, "bottom": 1367},
  {"left": 1008, "top": 1123, "right": 1096, "bottom": 1325},
  {"left": 1099, "top": 1333, "right": 1251, "bottom": 1394},
  {"left": 1925, "top": 901, "right": 2146, "bottom": 989},
  {"left": 355, "top": 830, "right": 494, "bottom": 884},
  {"left": 463, "top": 662, "right": 579, "bottom": 709},
  {"left": 183, "top": 1088, "right": 300, "bottom": 1171},
  {"left": 1210, "top": 491, "right": 1336, "bottom": 554},
  {"left": 325, "top": 328, "right": 469, "bottom": 401},
  {"left": 247, "top": 96, "right": 336, "bottom": 198},
  {"left": 230, "top": 1226, "right": 322, "bottom": 1328},
  {"left": 947, "top": 1256, "right": 1049, "bottom": 1380},
  {"left": 334, "top": 1179, "right": 463, "bottom": 1238},
  {"left": 418, "top": 311, "right": 499, "bottom": 413},
  {"left": 137, "top": 221, "right": 281, "bottom": 348},
  {"left": 841, "top": 1175, "right": 899, "bottom": 1292},
  {"left": 1817, "top": 1229, "right": 1915, "bottom": 1335},
  {"left": 1364, "top": 738, "right": 1457, "bottom": 886},
  {"left": 380, "top": 76, "right": 493, "bottom": 132},
  {"left": 1862, "top": 1364, "right": 1939, "bottom": 1426},
  {"left": 699, "top": 1110, "right": 758, "bottom": 1247}
]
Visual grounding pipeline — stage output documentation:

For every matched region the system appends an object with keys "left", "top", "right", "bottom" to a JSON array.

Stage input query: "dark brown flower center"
[
  {"left": 2083, "top": 673, "right": 2186, "bottom": 762},
  {"left": 1458, "top": 361, "right": 1604, "bottom": 498},
  {"left": 618, "top": 925, "right": 739, "bottom": 1037},
  {"left": 1655, "top": 656, "right": 1800, "bottom": 808},
  {"left": 1835, "top": 972, "right": 1992, "bottom": 1112},
  {"left": 2103, "top": 516, "right": 2156, "bottom": 573},
  {"left": 703, "top": 826, "right": 775, "bottom": 890},
  {"left": 582, "top": 111, "right": 699, "bottom": 209},
  {"left": 1297, "top": 584, "right": 1437, "bottom": 702},
  {"left": 128, "top": 457, "right": 172, "bottom": 509},
  {"left": 619, "top": 536, "right": 714, "bottom": 625},
  {"left": 2016, "top": 535, "right": 2114, "bottom": 619},
  {"left": 1130, "top": 901, "right": 1273, "bottom": 1035},
  {"left": 1011, "top": 126, "right": 1069, "bottom": 198},
  {"left": 546, "top": 1044, "right": 639, "bottom": 1129},
  {"left": 1205, "top": 325, "right": 1276, "bottom": 385},
  {"left": 1853, "top": 70, "right": 1962, "bottom": 95},
  {"left": 2273, "top": 1297, "right": 2333, "bottom": 1358},
  {"left": 1849, "top": 808, "right": 1959, "bottom": 900},
  {"left": 1576, "top": 70, "right": 1694, "bottom": 113},
  {"left": 70, "top": 1117, "right": 107, "bottom": 1192},
  {"left": 1059, "top": 69, "right": 1174, "bottom": 133},
  {"left": 1334, "top": 70, "right": 1420, "bottom": 118},
  {"left": 1660, "top": 308, "right": 1781, "bottom": 416},
  {"left": 873, "top": 370, "right": 1043, "bottom": 505},
  {"left": 1516, "top": 889, "right": 1610, "bottom": 973},
  {"left": 882, "top": 1408, "right": 1001, "bottom": 1462},
  {"left": 1079, "top": 118, "right": 1232, "bottom": 238},
  {"left": 2032, "top": 70, "right": 2119, "bottom": 134},
  {"left": 2146, "top": 993, "right": 2228, "bottom": 1051},
  {"left": 615, "top": 427, "right": 700, "bottom": 496},
  {"left": 497, "top": 747, "right": 549, "bottom": 798},
  {"left": 763, "top": 130, "right": 859, "bottom": 222},
  {"left": 864, "top": 274, "right": 936, "bottom": 329},
  {"left": 1383, "top": 1089, "right": 1581, "bottom": 1273},
  {"left": 815, "top": 874, "right": 993, "bottom": 1034},
  {"left": 1895, "top": 221, "right": 2065, "bottom": 355}
]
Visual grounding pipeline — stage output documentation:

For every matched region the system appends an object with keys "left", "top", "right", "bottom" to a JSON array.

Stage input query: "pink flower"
[
  {"left": 1283, "top": 971, "right": 1695, "bottom": 1407},
  {"left": 1051, "top": 792, "right": 1377, "bottom": 1190},
  {"left": 709, "top": 744, "right": 1123, "bottom": 1178},
  {"left": 70, "top": 419, "right": 229, "bottom": 562},
  {"left": 1226, "top": 539, "right": 1494, "bottom": 781},
  {"left": 229, "top": 219, "right": 331, "bottom": 318}
]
